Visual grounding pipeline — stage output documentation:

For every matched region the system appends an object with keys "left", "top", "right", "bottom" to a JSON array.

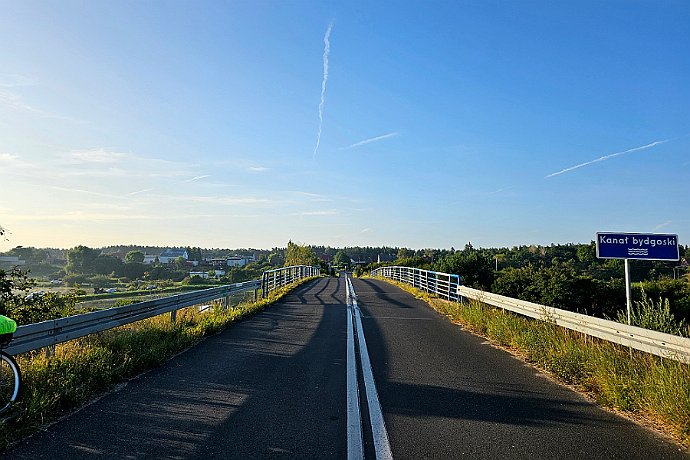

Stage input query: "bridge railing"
[
  {"left": 372, "top": 265, "right": 690, "bottom": 364},
  {"left": 372, "top": 266, "right": 461, "bottom": 302},
  {"left": 261, "top": 265, "right": 320, "bottom": 298},
  {"left": 7, "top": 265, "right": 319, "bottom": 356}
]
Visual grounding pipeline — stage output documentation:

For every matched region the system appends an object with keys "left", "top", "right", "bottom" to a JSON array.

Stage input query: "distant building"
[
  {"left": 143, "top": 254, "right": 158, "bottom": 265},
  {"left": 210, "top": 256, "right": 248, "bottom": 268},
  {"left": 210, "top": 258, "right": 228, "bottom": 268},
  {"left": 189, "top": 271, "right": 210, "bottom": 279},
  {"left": 226, "top": 256, "right": 246, "bottom": 267},
  {"left": 0, "top": 256, "right": 25, "bottom": 269},
  {"left": 159, "top": 248, "right": 189, "bottom": 264}
]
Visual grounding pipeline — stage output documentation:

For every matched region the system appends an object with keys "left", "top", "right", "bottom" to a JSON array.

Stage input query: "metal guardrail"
[
  {"left": 371, "top": 266, "right": 461, "bottom": 302},
  {"left": 7, "top": 265, "right": 319, "bottom": 356},
  {"left": 372, "top": 266, "right": 690, "bottom": 364},
  {"left": 261, "top": 265, "right": 320, "bottom": 298}
]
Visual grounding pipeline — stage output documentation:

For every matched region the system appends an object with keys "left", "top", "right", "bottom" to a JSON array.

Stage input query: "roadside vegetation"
[
  {"left": 383, "top": 278, "right": 690, "bottom": 448},
  {"left": 0, "top": 276, "right": 318, "bottom": 451},
  {"left": 354, "top": 242, "right": 690, "bottom": 328}
]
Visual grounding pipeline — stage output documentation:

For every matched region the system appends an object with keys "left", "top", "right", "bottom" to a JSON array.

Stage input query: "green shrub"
[{"left": 616, "top": 289, "right": 687, "bottom": 336}]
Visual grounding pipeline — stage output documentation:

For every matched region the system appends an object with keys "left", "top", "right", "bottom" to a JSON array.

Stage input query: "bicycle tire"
[{"left": 0, "top": 351, "right": 21, "bottom": 413}]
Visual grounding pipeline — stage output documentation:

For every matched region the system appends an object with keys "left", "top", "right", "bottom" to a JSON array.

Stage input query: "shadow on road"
[{"left": 7, "top": 277, "right": 348, "bottom": 460}]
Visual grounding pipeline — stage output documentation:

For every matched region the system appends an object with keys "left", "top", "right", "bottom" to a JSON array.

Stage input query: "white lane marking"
[
  {"left": 359, "top": 316, "right": 432, "bottom": 320},
  {"left": 346, "top": 280, "right": 364, "bottom": 459},
  {"left": 348, "top": 277, "right": 393, "bottom": 460}
]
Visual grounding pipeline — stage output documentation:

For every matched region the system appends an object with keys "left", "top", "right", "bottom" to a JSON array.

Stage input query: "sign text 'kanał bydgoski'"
[{"left": 596, "top": 232, "right": 680, "bottom": 261}]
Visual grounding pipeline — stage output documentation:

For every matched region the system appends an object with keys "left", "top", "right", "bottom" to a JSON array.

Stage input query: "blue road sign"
[{"left": 596, "top": 232, "right": 680, "bottom": 261}]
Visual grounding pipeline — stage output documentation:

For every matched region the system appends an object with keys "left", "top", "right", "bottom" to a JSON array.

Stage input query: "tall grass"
[
  {"left": 0, "top": 277, "right": 317, "bottom": 451},
  {"left": 387, "top": 279, "right": 690, "bottom": 448},
  {"left": 615, "top": 288, "right": 688, "bottom": 336}
]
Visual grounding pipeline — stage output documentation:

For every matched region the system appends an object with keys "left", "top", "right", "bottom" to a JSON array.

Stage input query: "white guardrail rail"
[
  {"left": 372, "top": 266, "right": 690, "bottom": 364},
  {"left": 261, "top": 265, "right": 320, "bottom": 298},
  {"left": 7, "top": 265, "right": 319, "bottom": 356}
]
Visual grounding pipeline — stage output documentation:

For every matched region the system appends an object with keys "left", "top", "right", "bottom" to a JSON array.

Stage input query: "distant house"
[
  {"left": 210, "top": 258, "right": 228, "bottom": 268},
  {"left": 210, "top": 256, "right": 248, "bottom": 268},
  {"left": 0, "top": 256, "right": 26, "bottom": 269},
  {"left": 159, "top": 248, "right": 189, "bottom": 264},
  {"left": 143, "top": 254, "right": 158, "bottom": 265},
  {"left": 189, "top": 271, "right": 210, "bottom": 279},
  {"left": 226, "top": 256, "right": 246, "bottom": 267}
]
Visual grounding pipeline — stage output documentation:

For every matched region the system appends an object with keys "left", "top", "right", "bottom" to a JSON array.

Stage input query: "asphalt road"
[
  {"left": 351, "top": 277, "right": 688, "bottom": 459},
  {"left": 7, "top": 277, "right": 348, "bottom": 459},
  {"left": 6, "top": 276, "right": 689, "bottom": 459}
]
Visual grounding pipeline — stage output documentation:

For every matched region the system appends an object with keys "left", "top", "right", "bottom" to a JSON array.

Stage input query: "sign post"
[{"left": 596, "top": 232, "right": 680, "bottom": 325}]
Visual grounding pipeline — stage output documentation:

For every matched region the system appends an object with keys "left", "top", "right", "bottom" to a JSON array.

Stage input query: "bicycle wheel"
[{"left": 0, "top": 351, "right": 21, "bottom": 413}]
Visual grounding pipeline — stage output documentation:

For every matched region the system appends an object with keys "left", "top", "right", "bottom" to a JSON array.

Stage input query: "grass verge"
[
  {"left": 0, "top": 276, "right": 319, "bottom": 451},
  {"left": 379, "top": 277, "right": 690, "bottom": 448}
]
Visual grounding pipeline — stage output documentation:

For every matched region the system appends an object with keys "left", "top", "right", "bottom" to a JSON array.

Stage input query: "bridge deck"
[{"left": 6, "top": 277, "right": 687, "bottom": 459}]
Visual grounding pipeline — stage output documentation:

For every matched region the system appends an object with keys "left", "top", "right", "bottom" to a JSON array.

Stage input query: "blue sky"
[{"left": 1, "top": 1, "right": 688, "bottom": 251}]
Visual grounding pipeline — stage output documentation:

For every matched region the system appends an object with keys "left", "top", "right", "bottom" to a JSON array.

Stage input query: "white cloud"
[
  {"left": 287, "top": 191, "right": 332, "bottom": 202},
  {"left": 248, "top": 166, "right": 269, "bottom": 172},
  {"left": 293, "top": 209, "right": 338, "bottom": 216},
  {"left": 126, "top": 188, "right": 154, "bottom": 196},
  {"left": 0, "top": 153, "right": 35, "bottom": 169},
  {"left": 342, "top": 132, "right": 399, "bottom": 150},
  {"left": 46, "top": 186, "right": 124, "bottom": 199},
  {"left": 60, "top": 149, "right": 128, "bottom": 164},
  {"left": 545, "top": 139, "right": 669, "bottom": 178},
  {"left": 0, "top": 89, "right": 88, "bottom": 124},
  {"left": 169, "top": 194, "right": 279, "bottom": 207},
  {"left": 653, "top": 220, "right": 672, "bottom": 231}
]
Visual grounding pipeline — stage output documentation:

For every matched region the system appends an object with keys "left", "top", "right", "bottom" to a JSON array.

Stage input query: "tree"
[
  {"left": 285, "top": 241, "right": 319, "bottom": 267},
  {"left": 66, "top": 246, "right": 101, "bottom": 274},
  {"left": 268, "top": 252, "right": 284, "bottom": 266},
  {"left": 125, "top": 250, "right": 145, "bottom": 264},
  {"left": 436, "top": 250, "right": 494, "bottom": 289},
  {"left": 0, "top": 267, "right": 34, "bottom": 315},
  {"left": 576, "top": 242, "right": 596, "bottom": 266},
  {"left": 92, "top": 254, "right": 123, "bottom": 276},
  {"left": 333, "top": 250, "right": 350, "bottom": 268},
  {"left": 396, "top": 248, "right": 411, "bottom": 260}
]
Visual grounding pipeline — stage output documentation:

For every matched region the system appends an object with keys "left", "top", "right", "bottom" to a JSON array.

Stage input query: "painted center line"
[
  {"left": 347, "top": 276, "right": 393, "bottom": 460},
  {"left": 346, "top": 276, "right": 364, "bottom": 460},
  {"left": 360, "top": 316, "right": 432, "bottom": 320}
]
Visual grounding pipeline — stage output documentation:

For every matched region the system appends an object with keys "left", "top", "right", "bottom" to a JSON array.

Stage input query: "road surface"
[{"left": 6, "top": 277, "right": 688, "bottom": 459}]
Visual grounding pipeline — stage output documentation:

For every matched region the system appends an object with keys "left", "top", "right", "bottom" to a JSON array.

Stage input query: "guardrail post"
[{"left": 170, "top": 309, "right": 177, "bottom": 323}]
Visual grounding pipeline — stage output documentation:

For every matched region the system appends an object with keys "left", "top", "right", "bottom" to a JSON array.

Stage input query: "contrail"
[
  {"left": 183, "top": 175, "right": 210, "bottom": 183},
  {"left": 313, "top": 22, "right": 333, "bottom": 159},
  {"left": 341, "top": 132, "right": 398, "bottom": 150},
  {"left": 126, "top": 188, "right": 153, "bottom": 196},
  {"left": 545, "top": 139, "right": 669, "bottom": 178}
]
